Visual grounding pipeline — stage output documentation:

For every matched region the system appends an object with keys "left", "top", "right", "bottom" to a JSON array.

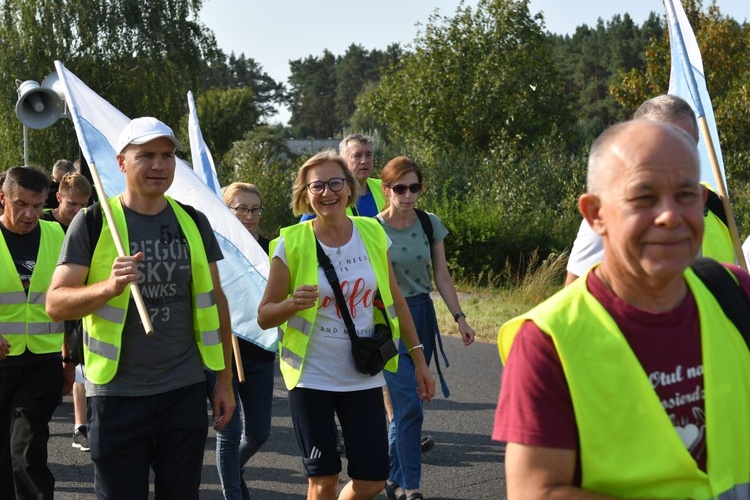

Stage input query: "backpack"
[{"left": 691, "top": 257, "right": 750, "bottom": 347}]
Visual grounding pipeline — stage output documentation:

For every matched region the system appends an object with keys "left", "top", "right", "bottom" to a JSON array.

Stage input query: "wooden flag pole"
[
  {"left": 87, "top": 162, "right": 155, "bottom": 336},
  {"left": 698, "top": 117, "right": 747, "bottom": 271},
  {"left": 231, "top": 335, "right": 245, "bottom": 383}
]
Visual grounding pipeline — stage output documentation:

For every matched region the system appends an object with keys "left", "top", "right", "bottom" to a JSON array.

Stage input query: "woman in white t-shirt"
[{"left": 257, "top": 149, "right": 435, "bottom": 500}]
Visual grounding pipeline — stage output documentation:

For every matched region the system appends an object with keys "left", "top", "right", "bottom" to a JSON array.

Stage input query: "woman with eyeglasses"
[
  {"left": 224, "top": 182, "right": 269, "bottom": 253},
  {"left": 377, "top": 156, "right": 476, "bottom": 500},
  {"left": 207, "top": 182, "right": 275, "bottom": 499},
  {"left": 257, "top": 150, "right": 435, "bottom": 500}
]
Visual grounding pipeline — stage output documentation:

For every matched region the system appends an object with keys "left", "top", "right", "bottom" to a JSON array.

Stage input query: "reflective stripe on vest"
[
  {"left": 0, "top": 291, "right": 27, "bottom": 305},
  {"left": 83, "top": 196, "right": 224, "bottom": 385},
  {"left": 275, "top": 217, "right": 400, "bottom": 390},
  {"left": 0, "top": 220, "right": 65, "bottom": 355},
  {"left": 499, "top": 267, "right": 750, "bottom": 499},
  {"left": 0, "top": 321, "right": 63, "bottom": 335}
]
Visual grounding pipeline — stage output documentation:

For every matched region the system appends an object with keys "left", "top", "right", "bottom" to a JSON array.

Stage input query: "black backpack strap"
[
  {"left": 691, "top": 257, "right": 750, "bottom": 349},
  {"left": 84, "top": 202, "right": 104, "bottom": 252},
  {"left": 414, "top": 208, "right": 434, "bottom": 246},
  {"left": 704, "top": 189, "right": 728, "bottom": 227}
]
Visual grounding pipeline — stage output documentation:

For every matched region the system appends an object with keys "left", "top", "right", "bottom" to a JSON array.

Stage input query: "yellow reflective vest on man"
[
  {"left": 0, "top": 220, "right": 64, "bottom": 355},
  {"left": 499, "top": 268, "right": 750, "bottom": 499},
  {"left": 345, "top": 178, "right": 386, "bottom": 216},
  {"left": 273, "top": 217, "right": 399, "bottom": 390},
  {"left": 82, "top": 196, "right": 224, "bottom": 385}
]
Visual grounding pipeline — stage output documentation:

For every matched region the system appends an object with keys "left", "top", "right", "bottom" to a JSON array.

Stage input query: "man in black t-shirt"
[{"left": 0, "top": 166, "right": 69, "bottom": 498}]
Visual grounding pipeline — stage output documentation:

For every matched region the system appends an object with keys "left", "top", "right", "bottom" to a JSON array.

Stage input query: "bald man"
[
  {"left": 493, "top": 120, "right": 750, "bottom": 499},
  {"left": 565, "top": 94, "right": 735, "bottom": 285}
]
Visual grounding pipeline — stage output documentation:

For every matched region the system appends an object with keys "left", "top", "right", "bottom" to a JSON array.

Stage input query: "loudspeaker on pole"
[{"left": 15, "top": 79, "right": 64, "bottom": 130}]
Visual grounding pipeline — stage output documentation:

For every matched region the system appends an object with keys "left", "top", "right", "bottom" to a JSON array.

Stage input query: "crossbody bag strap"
[{"left": 315, "top": 238, "right": 359, "bottom": 343}]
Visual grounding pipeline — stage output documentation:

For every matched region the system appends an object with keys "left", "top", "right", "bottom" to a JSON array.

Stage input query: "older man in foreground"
[{"left": 493, "top": 120, "right": 750, "bottom": 499}]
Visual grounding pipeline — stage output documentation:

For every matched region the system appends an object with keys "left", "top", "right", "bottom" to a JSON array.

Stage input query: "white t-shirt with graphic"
[{"left": 274, "top": 224, "right": 388, "bottom": 391}]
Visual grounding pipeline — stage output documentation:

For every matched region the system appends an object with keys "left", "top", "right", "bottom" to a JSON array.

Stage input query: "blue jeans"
[
  {"left": 207, "top": 357, "right": 274, "bottom": 500},
  {"left": 383, "top": 293, "right": 449, "bottom": 489},
  {"left": 383, "top": 353, "right": 422, "bottom": 489}
]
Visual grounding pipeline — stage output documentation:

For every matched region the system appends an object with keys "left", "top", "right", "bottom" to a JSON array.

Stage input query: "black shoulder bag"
[{"left": 315, "top": 238, "right": 398, "bottom": 376}]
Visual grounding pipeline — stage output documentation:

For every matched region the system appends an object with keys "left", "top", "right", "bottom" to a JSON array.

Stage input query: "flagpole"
[
  {"left": 188, "top": 90, "right": 244, "bottom": 382},
  {"left": 664, "top": 0, "right": 747, "bottom": 270},
  {"left": 88, "top": 161, "right": 155, "bottom": 336},
  {"left": 698, "top": 118, "right": 747, "bottom": 269}
]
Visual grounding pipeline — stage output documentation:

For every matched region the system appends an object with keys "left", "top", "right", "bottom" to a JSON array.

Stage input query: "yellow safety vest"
[
  {"left": 0, "top": 220, "right": 64, "bottom": 355},
  {"left": 82, "top": 196, "right": 224, "bottom": 384},
  {"left": 273, "top": 217, "right": 399, "bottom": 390},
  {"left": 703, "top": 211, "right": 734, "bottom": 264},
  {"left": 346, "top": 178, "right": 386, "bottom": 216},
  {"left": 499, "top": 269, "right": 750, "bottom": 499}
]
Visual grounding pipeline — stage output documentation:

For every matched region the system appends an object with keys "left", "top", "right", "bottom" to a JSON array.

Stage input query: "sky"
[{"left": 198, "top": 0, "right": 748, "bottom": 124}]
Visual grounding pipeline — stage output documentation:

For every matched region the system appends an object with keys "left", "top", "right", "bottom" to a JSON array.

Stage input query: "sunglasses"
[
  {"left": 388, "top": 183, "right": 422, "bottom": 195},
  {"left": 306, "top": 177, "right": 346, "bottom": 195}
]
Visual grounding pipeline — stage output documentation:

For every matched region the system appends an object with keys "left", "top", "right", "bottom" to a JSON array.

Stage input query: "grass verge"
[{"left": 433, "top": 250, "right": 568, "bottom": 343}]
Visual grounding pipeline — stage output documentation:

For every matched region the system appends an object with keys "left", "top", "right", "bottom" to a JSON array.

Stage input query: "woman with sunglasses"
[
  {"left": 377, "top": 156, "right": 476, "bottom": 500},
  {"left": 208, "top": 182, "right": 275, "bottom": 499},
  {"left": 258, "top": 150, "right": 435, "bottom": 500}
]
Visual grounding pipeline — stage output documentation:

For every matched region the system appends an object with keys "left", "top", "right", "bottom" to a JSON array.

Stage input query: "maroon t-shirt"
[{"left": 492, "top": 265, "right": 750, "bottom": 473}]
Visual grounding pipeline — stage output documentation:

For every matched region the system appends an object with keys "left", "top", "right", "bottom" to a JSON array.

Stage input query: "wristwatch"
[{"left": 453, "top": 311, "right": 466, "bottom": 322}]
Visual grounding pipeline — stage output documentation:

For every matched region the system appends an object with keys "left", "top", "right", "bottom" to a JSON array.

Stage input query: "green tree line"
[{"left": 1, "top": 0, "right": 747, "bottom": 283}]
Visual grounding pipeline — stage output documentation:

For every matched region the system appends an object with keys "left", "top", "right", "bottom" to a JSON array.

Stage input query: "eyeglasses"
[
  {"left": 306, "top": 177, "right": 346, "bottom": 195},
  {"left": 388, "top": 183, "right": 422, "bottom": 195},
  {"left": 228, "top": 206, "right": 264, "bottom": 217}
]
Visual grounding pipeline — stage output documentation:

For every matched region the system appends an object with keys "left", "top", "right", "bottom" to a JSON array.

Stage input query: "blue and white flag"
[
  {"left": 665, "top": 0, "right": 726, "bottom": 192},
  {"left": 187, "top": 91, "right": 221, "bottom": 196},
  {"left": 54, "top": 61, "right": 277, "bottom": 352},
  {"left": 186, "top": 88, "right": 277, "bottom": 351}
]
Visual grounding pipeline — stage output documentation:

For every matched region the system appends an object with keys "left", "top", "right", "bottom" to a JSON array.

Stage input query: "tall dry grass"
[{"left": 433, "top": 250, "right": 568, "bottom": 342}]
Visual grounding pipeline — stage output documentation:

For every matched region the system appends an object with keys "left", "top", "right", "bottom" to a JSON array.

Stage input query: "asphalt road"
[{"left": 46, "top": 335, "right": 506, "bottom": 499}]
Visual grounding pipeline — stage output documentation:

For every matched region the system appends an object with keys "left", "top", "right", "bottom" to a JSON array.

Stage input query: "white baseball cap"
[{"left": 116, "top": 117, "right": 184, "bottom": 154}]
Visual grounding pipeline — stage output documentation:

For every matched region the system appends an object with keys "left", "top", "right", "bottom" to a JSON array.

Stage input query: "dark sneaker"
[
  {"left": 72, "top": 428, "right": 90, "bottom": 452},
  {"left": 421, "top": 435, "right": 435, "bottom": 454}
]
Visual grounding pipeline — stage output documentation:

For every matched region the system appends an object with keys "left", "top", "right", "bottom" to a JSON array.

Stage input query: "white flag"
[
  {"left": 54, "top": 60, "right": 276, "bottom": 352},
  {"left": 665, "top": 0, "right": 726, "bottom": 192}
]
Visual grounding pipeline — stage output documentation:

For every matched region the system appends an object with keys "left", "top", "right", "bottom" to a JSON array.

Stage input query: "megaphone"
[{"left": 15, "top": 76, "right": 64, "bottom": 129}]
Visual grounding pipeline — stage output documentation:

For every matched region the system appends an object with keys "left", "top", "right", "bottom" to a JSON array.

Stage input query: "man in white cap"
[{"left": 47, "top": 117, "right": 236, "bottom": 499}]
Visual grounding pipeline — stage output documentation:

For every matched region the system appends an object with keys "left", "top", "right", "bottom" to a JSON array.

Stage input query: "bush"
[
  {"left": 223, "top": 126, "right": 301, "bottom": 239},
  {"left": 413, "top": 135, "right": 586, "bottom": 283}
]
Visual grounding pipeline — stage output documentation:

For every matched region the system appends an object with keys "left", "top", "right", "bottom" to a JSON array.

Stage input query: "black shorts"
[{"left": 288, "top": 387, "right": 388, "bottom": 480}]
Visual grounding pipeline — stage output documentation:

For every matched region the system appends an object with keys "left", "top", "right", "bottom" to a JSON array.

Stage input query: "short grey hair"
[
  {"left": 633, "top": 95, "right": 698, "bottom": 143},
  {"left": 339, "top": 133, "right": 373, "bottom": 157}
]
